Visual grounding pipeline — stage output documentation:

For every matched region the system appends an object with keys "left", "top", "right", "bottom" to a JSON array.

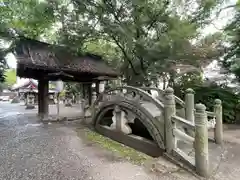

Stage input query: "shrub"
[{"left": 175, "top": 84, "right": 240, "bottom": 124}]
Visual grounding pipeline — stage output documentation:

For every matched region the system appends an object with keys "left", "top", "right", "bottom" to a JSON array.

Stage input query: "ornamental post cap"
[
  {"left": 195, "top": 103, "right": 206, "bottom": 112},
  {"left": 165, "top": 87, "right": 174, "bottom": 94},
  {"left": 186, "top": 88, "right": 194, "bottom": 94},
  {"left": 215, "top": 99, "right": 222, "bottom": 105}
]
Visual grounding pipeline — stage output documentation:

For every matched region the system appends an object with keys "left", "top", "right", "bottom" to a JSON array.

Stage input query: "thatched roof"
[{"left": 15, "top": 37, "right": 119, "bottom": 82}]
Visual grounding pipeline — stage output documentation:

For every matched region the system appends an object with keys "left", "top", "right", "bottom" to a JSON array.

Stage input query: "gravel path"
[{"left": 0, "top": 102, "right": 182, "bottom": 180}]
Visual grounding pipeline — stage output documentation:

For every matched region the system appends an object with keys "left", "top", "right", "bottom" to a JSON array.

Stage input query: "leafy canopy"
[
  {"left": 4, "top": 68, "right": 16, "bottom": 86},
  {"left": 0, "top": 0, "right": 229, "bottom": 86}
]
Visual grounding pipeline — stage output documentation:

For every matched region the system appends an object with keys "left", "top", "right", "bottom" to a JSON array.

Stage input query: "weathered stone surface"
[
  {"left": 195, "top": 103, "right": 209, "bottom": 177},
  {"left": 93, "top": 97, "right": 165, "bottom": 149},
  {"left": 92, "top": 86, "right": 224, "bottom": 178},
  {"left": 110, "top": 106, "right": 132, "bottom": 135},
  {"left": 164, "top": 87, "right": 176, "bottom": 153},
  {"left": 214, "top": 99, "right": 223, "bottom": 144}
]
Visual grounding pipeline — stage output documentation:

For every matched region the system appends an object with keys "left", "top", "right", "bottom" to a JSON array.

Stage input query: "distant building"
[{"left": 11, "top": 78, "right": 57, "bottom": 104}]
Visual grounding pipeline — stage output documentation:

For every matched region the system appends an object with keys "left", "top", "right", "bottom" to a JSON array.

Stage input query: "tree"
[
  {"left": 0, "top": 0, "right": 228, "bottom": 87},
  {"left": 0, "top": 49, "right": 7, "bottom": 82},
  {"left": 57, "top": 0, "right": 226, "bottom": 86},
  {"left": 0, "top": 39, "right": 13, "bottom": 83},
  {"left": 0, "top": 0, "right": 56, "bottom": 39},
  {"left": 0, "top": 0, "right": 57, "bottom": 84},
  {"left": 222, "top": 1, "right": 240, "bottom": 81},
  {"left": 4, "top": 68, "right": 16, "bottom": 87}
]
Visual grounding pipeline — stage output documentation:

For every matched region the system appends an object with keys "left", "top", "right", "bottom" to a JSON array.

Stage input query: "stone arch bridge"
[{"left": 86, "top": 86, "right": 223, "bottom": 177}]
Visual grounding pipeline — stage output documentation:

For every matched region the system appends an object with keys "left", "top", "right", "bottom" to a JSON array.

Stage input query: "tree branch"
[
  {"left": 216, "top": 4, "right": 237, "bottom": 17},
  {"left": 110, "top": 35, "right": 139, "bottom": 75}
]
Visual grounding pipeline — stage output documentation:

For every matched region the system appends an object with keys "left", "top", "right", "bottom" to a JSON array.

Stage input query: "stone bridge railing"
[
  {"left": 140, "top": 87, "right": 185, "bottom": 108},
  {"left": 141, "top": 87, "right": 222, "bottom": 141},
  {"left": 92, "top": 86, "right": 164, "bottom": 112},
  {"left": 164, "top": 87, "right": 223, "bottom": 177}
]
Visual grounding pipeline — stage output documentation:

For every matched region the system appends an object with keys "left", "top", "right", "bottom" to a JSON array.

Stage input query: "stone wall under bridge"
[{"left": 82, "top": 86, "right": 223, "bottom": 177}]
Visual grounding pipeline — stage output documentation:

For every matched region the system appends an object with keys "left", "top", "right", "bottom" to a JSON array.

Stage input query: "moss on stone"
[{"left": 82, "top": 128, "right": 152, "bottom": 165}]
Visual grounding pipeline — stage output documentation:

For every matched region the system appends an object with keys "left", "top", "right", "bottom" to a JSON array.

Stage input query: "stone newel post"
[
  {"left": 214, "top": 99, "right": 223, "bottom": 144},
  {"left": 185, "top": 88, "right": 195, "bottom": 136},
  {"left": 194, "top": 103, "right": 209, "bottom": 177},
  {"left": 185, "top": 88, "right": 195, "bottom": 123},
  {"left": 113, "top": 105, "right": 122, "bottom": 132},
  {"left": 164, "top": 87, "right": 176, "bottom": 153},
  {"left": 112, "top": 105, "right": 131, "bottom": 135}
]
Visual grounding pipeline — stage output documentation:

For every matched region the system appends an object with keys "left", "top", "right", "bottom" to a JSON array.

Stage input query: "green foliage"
[
  {"left": 58, "top": 0, "right": 226, "bottom": 85},
  {"left": 175, "top": 72, "right": 204, "bottom": 89},
  {"left": 4, "top": 68, "right": 16, "bottom": 86},
  {"left": 174, "top": 71, "right": 240, "bottom": 123},
  {"left": 0, "top": 0, "right": 230, "bottom": 91},
  {"left": 174, "top": 71, "right": 204, "bottom": 96},
  {"left": 176, "top": 80, "right": 240, "bottom": 123},
  {"left": 65, "top": 82, "right": 81, "bottom": 95},
  {"left": 83, "top": 39, "right": 122, "bottom": 67},
  {"left": 194, "top": 84, "right": 240, "bottom": 123},
  {"left": 222, "top": 2, "right": 240, "bottom": 80},
  {"left": 0, "top": 42, "right": 11, "bottom": 83},
  {"left": 0, "top": 0, "right": 56, "bottom": 39},
  {"left": 0, "top": 51, "right": 6, "bottom": 82}
]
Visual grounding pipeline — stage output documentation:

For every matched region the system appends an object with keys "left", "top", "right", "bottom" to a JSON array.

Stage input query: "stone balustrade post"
[
  {"left": 214, "top": 99, "right": 223, "bottom": 144},
  {"left": 164, "top": 87, "right": 176, "bottom": 153},
  {"left": 194, "top": 103, "right": 209, "bottom": 177},
  {"left": 114, "top": 105, "right": 122, "bottom": 132},
  {"left": 185, "top": 88, "right": 195, "bottom": 123},
  {"left": 185, "top": 88, "right": 195, "bottom": 136},
  {"left": 112, "top": 105, "right": 132, "bottom": 134}
]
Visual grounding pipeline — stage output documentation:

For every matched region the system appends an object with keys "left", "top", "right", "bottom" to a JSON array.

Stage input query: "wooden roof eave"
[{"left": 17, "top": 62, "right": 119, "bottom": 79}]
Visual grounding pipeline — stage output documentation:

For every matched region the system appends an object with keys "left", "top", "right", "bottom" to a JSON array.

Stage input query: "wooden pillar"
[
  {"left": 38, "top": 79, "right": 49, "bottom": 120},
  {"left": 96, "top": 81, "right": 100, "bottom": 96},
  {"left": 88, "top": 83, "right": 92, "bottom": 105},
  {"left": 38, "top": 80, "right": 43, "bottom": 117},
  {"left": 43, "top": 80, "right": 49, "bottom": 119},
  {"left": 82, "top": 84, "right": 86, "bottom": 99}
]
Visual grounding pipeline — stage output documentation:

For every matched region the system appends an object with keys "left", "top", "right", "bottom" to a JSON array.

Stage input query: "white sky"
[{"left": 5, "top": 0, "right": 237, "bottom": 69}]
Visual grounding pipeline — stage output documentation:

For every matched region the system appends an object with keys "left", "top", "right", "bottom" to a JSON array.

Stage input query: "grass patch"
[{"left": 83, "top": 128, "right": 152, "bottom": 165}]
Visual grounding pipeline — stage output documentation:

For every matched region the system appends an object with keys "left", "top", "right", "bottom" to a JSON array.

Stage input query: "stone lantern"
[
  {"left": 65, "top": 91, "right": 72, "bottom": 107},
  {"left": 26, "top": 92, "right": 35, "bottom": 109}
]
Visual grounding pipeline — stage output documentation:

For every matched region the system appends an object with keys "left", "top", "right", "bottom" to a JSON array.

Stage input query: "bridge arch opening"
[
  {"left": 98, "top": 109, "right": 154, "bottom": 142},
  {"left": 94, "top": 101, "right": 164, "bottom": 157}
]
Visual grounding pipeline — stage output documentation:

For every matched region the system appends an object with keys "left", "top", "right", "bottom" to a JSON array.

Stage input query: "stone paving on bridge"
[{"left": 1, "top": 102, "right": 240, "bottom": 180}]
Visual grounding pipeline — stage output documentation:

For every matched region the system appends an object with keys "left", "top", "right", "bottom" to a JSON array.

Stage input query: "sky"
[{"left": 5, "top": 0, "right": 237, "bottom": 70}]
